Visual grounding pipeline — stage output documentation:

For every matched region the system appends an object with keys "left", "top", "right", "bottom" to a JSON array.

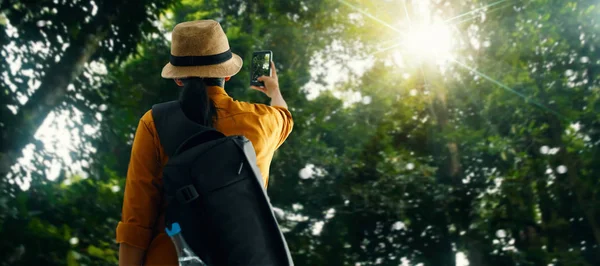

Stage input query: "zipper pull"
[{"left": 237, "top": 162, "right": 244, "bottom": 174}]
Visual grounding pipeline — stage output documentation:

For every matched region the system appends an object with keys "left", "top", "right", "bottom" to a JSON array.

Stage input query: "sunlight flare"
[
  {"left": 338, "top": 0, "right": 402, "bottom": 33},
  {"left": 403, "top": 22, "right": 454, "bottom": 62},
  {"left": 444, "top": 0, "right": 509, "bottom": 23},
  {"left": 450, "top": 58, "right": 566, "bottom": 119}
]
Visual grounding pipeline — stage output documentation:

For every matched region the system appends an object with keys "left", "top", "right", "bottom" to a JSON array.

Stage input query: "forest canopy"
[{"left": 1, "top": 0, "right": 599, "bottom": 265}]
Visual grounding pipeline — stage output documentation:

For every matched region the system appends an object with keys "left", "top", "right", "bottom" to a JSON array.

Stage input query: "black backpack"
[{"left": 152, "top": 101, "right": 294, "bottom": 266}]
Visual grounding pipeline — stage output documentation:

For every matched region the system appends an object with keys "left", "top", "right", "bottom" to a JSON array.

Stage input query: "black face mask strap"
[{"left": 170, "top": 49, "right": 233, "bottom": 66}]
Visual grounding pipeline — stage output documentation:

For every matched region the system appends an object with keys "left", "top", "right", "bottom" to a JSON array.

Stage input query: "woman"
[{"left": 116, "top": 20, "right": 293, "bottom": 266}]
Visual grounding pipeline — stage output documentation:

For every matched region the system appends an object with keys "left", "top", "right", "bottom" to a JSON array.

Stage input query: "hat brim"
[{"left": 161, "top": 53, "right": 243, "bottom": 79}]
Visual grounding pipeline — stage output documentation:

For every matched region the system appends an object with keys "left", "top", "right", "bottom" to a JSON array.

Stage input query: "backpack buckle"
[{"left": 175, "top": 185, "right": 199, "bottom": 204}]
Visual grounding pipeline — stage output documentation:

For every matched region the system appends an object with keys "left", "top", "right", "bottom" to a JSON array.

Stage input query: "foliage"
[
  {"left": 0, "top": 0, "right": 177, "bottom": 177},
  {"left": 1, "top": 0, "right": 599, "bottom": 265}
]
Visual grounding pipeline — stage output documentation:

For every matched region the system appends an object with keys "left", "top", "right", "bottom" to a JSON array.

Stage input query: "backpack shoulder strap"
[{"left": 151, "top": 101, "right": 213, "bottom": 157}]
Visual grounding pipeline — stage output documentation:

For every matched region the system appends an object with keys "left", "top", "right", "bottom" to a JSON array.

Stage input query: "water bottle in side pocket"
[{"left": 166, "top": 222, "right": 207, "bottom": 266}]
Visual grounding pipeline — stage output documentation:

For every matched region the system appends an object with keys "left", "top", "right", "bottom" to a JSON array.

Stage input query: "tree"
[
  {"left": 0, "top": 0, "right": 176, "bottom": 177},
  {"left": 1, "top": 0, "right": 599, "bottom": 265}
]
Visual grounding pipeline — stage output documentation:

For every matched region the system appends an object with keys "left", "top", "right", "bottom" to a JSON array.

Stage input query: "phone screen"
[{"left": 251, "top": 51, "right": 272, "bottom": 86}]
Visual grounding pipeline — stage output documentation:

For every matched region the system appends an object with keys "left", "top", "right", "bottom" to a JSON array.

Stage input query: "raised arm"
[{"left": 250, "top": 61, "right": 288, "bottom": 109}]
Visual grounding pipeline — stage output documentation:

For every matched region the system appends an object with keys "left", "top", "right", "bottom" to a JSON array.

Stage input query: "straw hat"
[{"left": 161, "top": 20, "right": 243, "bottom": 78}]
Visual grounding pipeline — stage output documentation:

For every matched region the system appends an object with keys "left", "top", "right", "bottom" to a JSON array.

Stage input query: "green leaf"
[
  {"left": 67, "top": 251, "right": 79, "bottom": 266},
  {"left": 87, "top": 245, "right": 105, "bottom": 258}
]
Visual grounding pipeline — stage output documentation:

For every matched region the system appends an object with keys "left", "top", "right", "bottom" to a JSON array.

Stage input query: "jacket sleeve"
[
  {"left": 116, "top": 114, "right": 163, "bottom": 250},
  {"left": 269, "top": 106, "right": 294, "bottom": 149}
]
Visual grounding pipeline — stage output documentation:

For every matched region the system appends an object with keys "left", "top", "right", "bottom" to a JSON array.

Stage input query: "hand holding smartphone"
[
  {"left": 249, "top": 51, "right": 288, "bottom": 108},
  {"left": 250, "top": 50, "right": 273, "bottom": 87}
]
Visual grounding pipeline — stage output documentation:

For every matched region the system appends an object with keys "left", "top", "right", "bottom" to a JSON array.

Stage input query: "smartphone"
[{"left": 250, "top": 50, "right": 273, "bottom": 87}]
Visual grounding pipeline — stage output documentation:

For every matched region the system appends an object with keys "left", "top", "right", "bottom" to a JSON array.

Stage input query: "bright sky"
[{"left": 302, "top": 39, "right": 374, "bottom": 105}]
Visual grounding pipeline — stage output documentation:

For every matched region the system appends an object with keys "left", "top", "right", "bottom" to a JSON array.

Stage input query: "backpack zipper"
[{"left": 237, "top": 162, "right": 244, "bottom": 175}]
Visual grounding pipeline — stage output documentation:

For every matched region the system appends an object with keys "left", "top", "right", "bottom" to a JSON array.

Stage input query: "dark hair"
[
  {"left": 179, "top": 78, "right": 218, "bottom": 127},
  {"left": 203, "top": 78, "right": 224, "bottom": 87}
]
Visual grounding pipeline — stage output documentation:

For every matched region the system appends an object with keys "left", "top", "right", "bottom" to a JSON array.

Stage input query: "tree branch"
[{"left": 0, "top": 25, "right": 108, "bottom": 178}]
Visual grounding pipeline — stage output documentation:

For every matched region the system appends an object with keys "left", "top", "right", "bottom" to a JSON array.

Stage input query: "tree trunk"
[
  {"left": 535, "top": 176, "right": 556, "bottom": 253},
  {"left": 426, "top": 212, "right": 457, "bottom": 266},
  {"left": 465, "top": 237, "right": 490, "bottom": 266},
  {"left": 531, "top": 50, "right": 600, "bottom": 246},
  {"left": 0, "top": 25, "right": 107, "bottom": 178},
  {"left": 426, "top": 71, "right": 459, "bottom": 266},
  {"left": 544, "top": 95, "right": 600, "bottom": 246},
  {"left": 562, "top": 152, "right": 600, "bottom": 245}
]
